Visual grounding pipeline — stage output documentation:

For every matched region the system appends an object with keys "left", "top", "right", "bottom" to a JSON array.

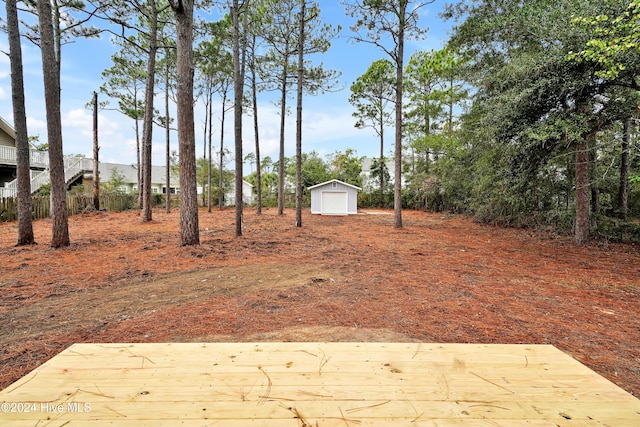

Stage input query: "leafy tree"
[
  {"left": 286, "top": 151, "right": 330, "bottom": 189},
  {"left": 349, "top": 58, "right": 395, "bottom": 204},
  {"left": 344, "top": 0, "right": 432, "bottom": 228},
  {"left": 6, "top": 0, "right": 34, "bottom": 245},
  {"left": 403, "top": 48, "right": 467, "bottom": 209},
  {"left": 445, "top": 0, "right": 639, "bottom": 243},
  {"left": 328, "top": 149, "right": 364, "bottom": 187},
  {"left": 404, "top": 49, "right": 450, "bottom": 166},
  {"left": 569, "top": 0, "right": 640, "bottom": 81},
  {"left": 244, "top": 152, "right": 256, "bottom": 173},
  {"left": 368, "top": 157, "right": 392, "bottom": 207},
  {"left": 103, "top": 168, "right": 128, "bottom": 193},
  {"left": 261, "top": 155, "right": 274, "bottom": 173},
  {"left": 569, "top": 1, "right": 640, "bottom": 220}
]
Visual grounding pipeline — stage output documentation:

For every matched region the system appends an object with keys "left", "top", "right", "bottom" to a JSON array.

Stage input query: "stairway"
[{"left": 0, "top": 156, "right": 94, "bottom": 198}]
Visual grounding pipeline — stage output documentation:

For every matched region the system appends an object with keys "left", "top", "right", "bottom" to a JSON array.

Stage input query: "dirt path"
[{"left": 1, "top": 208, "right": 639, "bottom": 397}]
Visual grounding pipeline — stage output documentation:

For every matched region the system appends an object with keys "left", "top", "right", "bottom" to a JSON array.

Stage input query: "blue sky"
[{"left": 0, "top": 1, "right": 453, "bottom": 169}]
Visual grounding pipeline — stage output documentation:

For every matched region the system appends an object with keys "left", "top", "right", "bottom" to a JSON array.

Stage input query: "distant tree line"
[
  {"left": 4, "top": 0, "right": 640, "bottom": 246},
  {"left": 348, "top": 0, "right": 640, "bottom": 243}
]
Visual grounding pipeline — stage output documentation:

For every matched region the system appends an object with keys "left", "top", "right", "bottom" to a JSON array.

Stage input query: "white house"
[
  {"left": 224, "top": 180, "right": 255, "bottom": 206},
  {"left": 309, "top": 179, "right": 361, "bottom": 215}
]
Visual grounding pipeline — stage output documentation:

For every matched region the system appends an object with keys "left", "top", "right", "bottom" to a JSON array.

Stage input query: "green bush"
[{"left": 593, "top": 215, "right": 640, "bottom": 243}]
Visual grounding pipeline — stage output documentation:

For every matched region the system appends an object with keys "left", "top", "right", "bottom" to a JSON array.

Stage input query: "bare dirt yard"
[{"left": 1, "top": 208, "right": 639, "bottom": 397}]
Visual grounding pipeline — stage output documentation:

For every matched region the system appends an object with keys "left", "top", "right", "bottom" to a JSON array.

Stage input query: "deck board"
[{"left": 1, "top": 342, "right": 638, "bottom": 426}]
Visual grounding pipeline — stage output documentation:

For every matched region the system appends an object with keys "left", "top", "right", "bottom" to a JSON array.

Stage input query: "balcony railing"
[
  {"left": 0, "top": 145, "right": 49, "bottom": 168},
  {"left": 0, "top": 156, "right": 94, "bottom": 198}
]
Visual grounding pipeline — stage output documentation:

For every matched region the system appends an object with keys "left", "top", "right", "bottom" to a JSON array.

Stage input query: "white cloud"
[
  {"left": 0, "top": 86, "right": 8, "bottom": 100},
  {"left": 63, "top": 108, "right": 93, "bottom": 137},
  {"left": 26, "top": 116, "right": 47, "bottom": 132}
]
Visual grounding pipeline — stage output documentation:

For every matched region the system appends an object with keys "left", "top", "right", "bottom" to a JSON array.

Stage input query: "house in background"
[
  {"left": 95, "top": 162, "right": 255, "bottom": 206},
  {"left": 224, "top": 180, "right": 255, "bottom": 206},
  {"left": 0, "top": 116, "right": 92, "bottom": 198},
  {"left": 309, "top": 179, "right": 361, "bottom": 215},
  {"left": 95, "top": 162, "right": 179, "bottom": 195},
  {"left": 360, "top": 157, "right": 404, "bottom": 193},
  {"left": 0, "top": 117, "right": 48, "bottom": 190}
]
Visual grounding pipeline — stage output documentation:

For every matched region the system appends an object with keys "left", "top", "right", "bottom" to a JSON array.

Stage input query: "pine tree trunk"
[
  {"left": 173, "top": 0, "right": 199, "bottom": 245},
  {"left": 617, "top": 117, "right": 631, "bottom": 218},
  {"left": 232, "top": 0, "right": 243, "bottom": 237},
  {"left": 165, "top": 60, "right": 171, "bottom": 214},
  {"left": 393, "top": 2, "right": 406, "bottom": 229},
  {"left": 92, "top": 91, "right": 100, "bottom": 211},
  {"left": 219, "top": 96, "right": 226, "bottom": 210},
  {"left": 379, "top": 122, "right": 384, "bottom": 207},
  {"left": 7, "top": 0, "right": 34, "bottom": 245},
  {"left": 37, "top": 0, "right": 69, "bottom": 248},
  {"left": 141, "top": 0, "right": 159, "bottom": 222},
  {"left": 574, "top": 136, "right": 590, "bottom": 244},
  {"left": 277, "top": 36, "right": 290, "bottom": 216},
  {"left": 135, "top": 89, "right": 142, "bottom": 209},
  {"left": 251, "top": 35, "right": 262, "bottom": 215},
  {"left": 207, "top": 88, "right": 213, "bottom": 213},
  {"left": 295, "top": 0, "right": 305, "bottom": 228}
]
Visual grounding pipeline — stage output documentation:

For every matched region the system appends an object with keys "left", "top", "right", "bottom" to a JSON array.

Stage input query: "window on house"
[{"left": 332, "top": 182, "right": 337, "bottom": 189}]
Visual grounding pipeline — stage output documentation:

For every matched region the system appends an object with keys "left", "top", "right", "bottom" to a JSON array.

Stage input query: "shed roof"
[{"left": 308, "top": 179, "right": 361, "bottom": 191}]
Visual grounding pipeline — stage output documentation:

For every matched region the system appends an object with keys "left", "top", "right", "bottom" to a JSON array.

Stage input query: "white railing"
[
  {"left": 0, "top": 145, "right": 49, "bottom": 168},
  {"left": 0, "top": 156, "right": 94, "bottom": 198},
  {"left": 64, "top": 157, "right": 93, "bottom": 182}
]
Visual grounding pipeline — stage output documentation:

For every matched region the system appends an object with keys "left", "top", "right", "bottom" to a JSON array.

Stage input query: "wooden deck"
[{"left": 1, "top": 342, "right": 638, "bottom": 426}]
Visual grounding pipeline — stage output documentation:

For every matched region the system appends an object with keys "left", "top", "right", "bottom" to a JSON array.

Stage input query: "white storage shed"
[{"left": 309, "top": 179, "right": 361, "bottom": 215}]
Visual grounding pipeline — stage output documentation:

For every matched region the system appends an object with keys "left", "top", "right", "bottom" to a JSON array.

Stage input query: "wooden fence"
[{"left": 0, "top": 194, "right": 137, "bottom": 222}]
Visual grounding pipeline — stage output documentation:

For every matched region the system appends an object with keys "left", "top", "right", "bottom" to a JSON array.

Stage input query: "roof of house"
[
  {"left": 308, "top": 179, "right": 362, "bottom": 191},
  {"left": 99, "top": 162, "right": 177, "bottom": 185},
  {"left": 98, "top": 162, "right": 254, "bottom": 189},
  {"left": 0, "top": 117, "right": 16, "bottom": 140},
  {"left": 0, "top": 116, "right": 44, "bottom": 150}
]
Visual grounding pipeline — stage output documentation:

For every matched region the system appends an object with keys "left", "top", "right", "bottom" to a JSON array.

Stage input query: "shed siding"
[{"left": 310, "top": 181, "right": 359, "bottom": 215}]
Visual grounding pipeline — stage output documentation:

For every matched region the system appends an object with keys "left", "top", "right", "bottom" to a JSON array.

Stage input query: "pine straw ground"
[{"left": 1, "top": 208, "right": 639, "bottom": 397}]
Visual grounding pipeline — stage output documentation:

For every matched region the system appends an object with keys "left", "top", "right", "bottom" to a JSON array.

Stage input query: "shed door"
[{"left": 321, "top": 191, "right": 348, "bottom": 215}]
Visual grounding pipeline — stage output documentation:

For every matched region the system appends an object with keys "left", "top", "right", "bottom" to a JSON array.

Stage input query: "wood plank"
[
  {"left": 3, "top": 420, "right": 630, "bottom": 427},
  {"left": 1, "top": 399, "right": 639, "bottom": 423},
  {"left": 1, "top": 343, "right": 638, "bottom": 426}
]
